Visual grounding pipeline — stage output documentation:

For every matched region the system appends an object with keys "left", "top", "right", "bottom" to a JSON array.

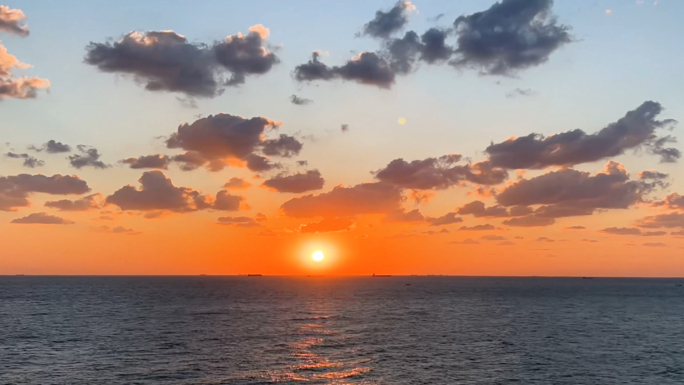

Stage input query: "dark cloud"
[
  {"left": 294, "top": 51, "right": 395, "bottom": 88},
  {"left": 638, "top": 170, "right": 669, "bottom": 180},
  {"left": 11, "top": 212, "right": 74, "bottom": 225},
  {"left": 281, "top": 182, "right": 403, "bottom": 218},
  {"left": 495, "top": 162, "right": 659, "bottom": 216},
  {"left": 566, "top": 226, "right": 586, "bottom": 230},
  {"left": 456, "top": 200, "right": 508, "bottom": 217},
  {"left": 300, "top": 217, "right": 355, "bottom": 233},
  {"left": 643, "top": 242, "right": 666, "bottom": 247},
  {"left": 244, "top": 154, "right": 281, "bottom": 172},
  {"left": 653, "top": 193, "right": 684, "bottom": 211},
  {"left": 0, "top": 42, "right": 50, "bottom": 100},
  {"left": 0, "top": 174, "right": 91, "bottom": 211},
  {"left": 384, "top": 28, "right": 452, "bottom": 74},
  {"left": 84, "top": 26, "right": 278, "bottom": 97},
  {"left": 218, "top": 216, "right": 261, "bottom": 227},
  {"left": 502, "top": 215, "right": 555, "bottom": 227},
  {"left": 214, "top": 190, "right": 248, "bottom": 211},
  {"left": 166, "top": 113, "right": 291, "bottom": 172},
  {"left": 451, "top": 0, "right": 572, "bottom": 75},
  {"left": 486, "top": 102, "right": 680, "bottom": 169},
  {"left": 0, "top": 5, "right": 29, "bottom": 36},
  {"left": 341, "top": 124, "right": 349, "bottom": 133},
  {"left": 106, "top": 171, "right": 245, "bottom": 213},
  {"left": 297, "top": 160, "right": 309, "bottom": 166},
  {"left": 459, "top": 224, "right": 496, "bottom": 231},
  {"left": 121, "top": 154, "right": 170, "bottom": 169},
  {"left": 45, "top": 194, "right": 101, "bottom": 211},
  {"left": 385, "top": 209, "right": 425, "bottom": 222},
  {"left": 600, "top": 227, "right": 642, "bottom": 235},
  {"left": 69, "top": 146, "right": 109, "bottom": 169},
  {"left": 373, "top": 154, "right": 507, "bottom": 190},
  {"left": 29, "top": 140, "right": 72, "bottom": 153},
  {"left": 223, "top": 177, "right": 252, "bottom": 190},
  {"left": 536, "top": 237, "right": 555, "bottom": 242},
  {"left": 427, "top": 212, "right": 463, "bottom": 226},
  {"left": 290, "top": 94, "right": 312, "bottom": 105},
  {"left": 362, "top": 1, "right": 415, "bottom": 39},
  {"left": 643, "top": 231, "right": 666, "bottom": 236},
  {"left": 4, "top": 152, "right": 44, "bottom": 168},
  {"left": 262, "top": 170, "right": 324, "bottom": 193},
  {"left": 636, "top": 212, "right": 684, "bottom": 229},
  {"left": 261, "top": 134, "right": 303, "bottom": 157}
]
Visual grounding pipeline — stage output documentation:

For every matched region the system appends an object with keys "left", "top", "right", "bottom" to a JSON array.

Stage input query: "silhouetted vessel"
[
  {"left": 372, "top": 273, "right": 391, "bottom": 277},
  {"left": 247, "top": 274, "right": 263, "bottom": 277}
]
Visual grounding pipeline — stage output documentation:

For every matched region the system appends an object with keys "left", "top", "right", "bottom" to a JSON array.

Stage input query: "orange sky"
[{"left": 2, "top": 1, "right": 684, "bottom": 276}]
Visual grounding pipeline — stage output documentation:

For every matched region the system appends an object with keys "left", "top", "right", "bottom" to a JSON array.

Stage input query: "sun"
[{"left": 312, "top": 250, "right": 324, "bottom": 262}]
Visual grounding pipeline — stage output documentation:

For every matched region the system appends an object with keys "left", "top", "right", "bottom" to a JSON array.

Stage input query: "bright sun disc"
[{"left": 312, "top": 250, "right": 324, "bottom": 262}]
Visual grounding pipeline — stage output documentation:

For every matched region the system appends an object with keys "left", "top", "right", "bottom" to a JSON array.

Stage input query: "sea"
[{"left": 1, "top": 276, "right": 683, "bottom": 384}]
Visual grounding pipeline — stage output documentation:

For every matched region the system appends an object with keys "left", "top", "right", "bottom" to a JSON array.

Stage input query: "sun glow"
[{"left": 312, "top": 250, "right": 325, "bottom": 262}]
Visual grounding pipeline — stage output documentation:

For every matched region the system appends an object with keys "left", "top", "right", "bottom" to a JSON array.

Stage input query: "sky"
[{"left": 1, "top": 0, "right": 684, "bottom": 276}]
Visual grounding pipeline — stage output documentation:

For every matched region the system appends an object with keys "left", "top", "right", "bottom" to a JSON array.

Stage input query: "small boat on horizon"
[
  {"left": 372, "top": 273, "right": 391, "bottom": 277},
  {"left": 247, "top": 274, "right": 263, "bottom": 277}
]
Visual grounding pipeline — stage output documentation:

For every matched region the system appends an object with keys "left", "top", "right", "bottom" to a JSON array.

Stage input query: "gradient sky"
[{"left": 2, "top": 0, "right": 684, "bottom": 276}]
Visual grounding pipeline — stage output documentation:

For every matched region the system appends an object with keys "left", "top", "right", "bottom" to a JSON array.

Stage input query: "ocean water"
[{"left": 1, "top": 277, "right": 684, "bottom": 384}]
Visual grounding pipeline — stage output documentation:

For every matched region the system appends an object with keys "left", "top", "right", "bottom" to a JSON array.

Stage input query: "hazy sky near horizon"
[{"left": 2, "top": 0, "right": 684, "bottom": 276}]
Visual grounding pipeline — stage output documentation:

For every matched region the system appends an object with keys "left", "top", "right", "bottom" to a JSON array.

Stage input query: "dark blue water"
[{"left": 1, "top": 277, "right": 684, "bottom": 384}]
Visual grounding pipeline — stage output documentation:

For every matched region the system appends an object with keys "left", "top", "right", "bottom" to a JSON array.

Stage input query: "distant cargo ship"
[
  {"left": 372, "top": 273, "right": 391, "bottom": 277},
  {"left": 247, "top": 274, "right": 263, "bottom": 277}
]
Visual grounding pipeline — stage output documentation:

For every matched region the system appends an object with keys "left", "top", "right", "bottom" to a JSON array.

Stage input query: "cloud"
[
  {"left": 459, "top": 224, "right": 496, "bottom": 231},
  {"left": 536, "top": 237, "right": 555, "bottom": 242},
  {"left": 341, "top": 124, "right": 349, "bottom": 132},
  {"left": 384, "top": 29, "right": 452, "bottom": 74},
  {"left": 94, "top": 225, "right": 141, "bottom": 235},
  {"left": 290, "top": 94, "right": 312, "bottom": 105},
  {"left": 45, "top": 193, "right": 101, "bottom": 211},
  {"left": 481, "top": 234, "right": 506, "bottom": 241},
  {"left": 600, "top": 227, "right": 642, "bottom": 235},
  {"left": 636, "top": 212, "right": 684, "bottom": 229},
  {"left": 29, "top": 140, "right": 72, "bottom": 153},
  {"left": 106, "top": 171, "right": 245, "bottom": 213},
  {"left": 84, "top": 27, "right": 278, "bottom": 97},
  {"left": 485, "top": 102, "right": 679, "bottom": 169},
  {"left": 506, "top": 88, "right": 536, "bottom": 98},
  {"left": 0, "top": 174, "right": 91, "bottom": 211},
  {"left": 451, "top": 0, "right": 572, "bottom": 75},
  {"left": 362, "top": 1, "right": 416, "bottom": 39},
  {"left": 643, "top": 242, "right": 666, "bottom": 247},
  {"left": 214, "top": 190, "right": 248, "bottom": 211},
  {"left": 385, "top": 208, "right": 425, "bottom": 222},
  {"left": 639, "top": 170, "right": 669, "bottom": 180},
  {"left": 218, "top": 216, "right": 262, "bottom": 227},
  {"left": 0, "top": 42, "right": 50, "bottom": 100},
  {"left": 166, "top": 113, "right": 295, "bottom": 172},
  {"left": 426, "top": 212, "right": 463, "bottom": 226},
  {"left": 653, "top": 193, "right": 684, "bottom": 210},
  {"left": 456, "top": 200, "right": 507, "bottom": 217},
  {"left": 502, "top": 215, "right": 555, "bottom": 227},
  {"left": 294, "top": 51, "right": 395, "bottom": 88},
  {"left": 0, "top": 5, "right": 29, "bottom": 36},
  {"left": 262, "top": 170, "right": 324, "bottom": 193},
  {"left": 69, "top": 146, "right": 109, "bottom": 169},
  {"left": 643, "top": 231, "right": 666, "bottom": 236},
  {"left": 261, "top": 134, "right": 303, "bottom": 157},
  {"left": 121, "top": 154, "right": 170, "bottom": 169},
  {"left": 495, "top": 162, "right": 659, "bottom": 216},
  {"left": 300, "top": 217, "right": 355, "bottom": 233},
  {"left": 450, "top": 238, "right": 480, "bottom": 245},
  {"left": 566, "top": 226, "right": 586, "bottom": 230},
  {"left": 281, "top": 182, "right": 403, "bottom": 218},
  {"left": 373, "top": 154, "right": 507, "bottom": 190},
  {"left": 223, "top": 177, "right": 252, "bottom": 190},
  {"left": 4, "top": 152, "right": 44, "bottom": 168},
  {"left": 11, "top": 212, "right": 74, "bottom": 225}
]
